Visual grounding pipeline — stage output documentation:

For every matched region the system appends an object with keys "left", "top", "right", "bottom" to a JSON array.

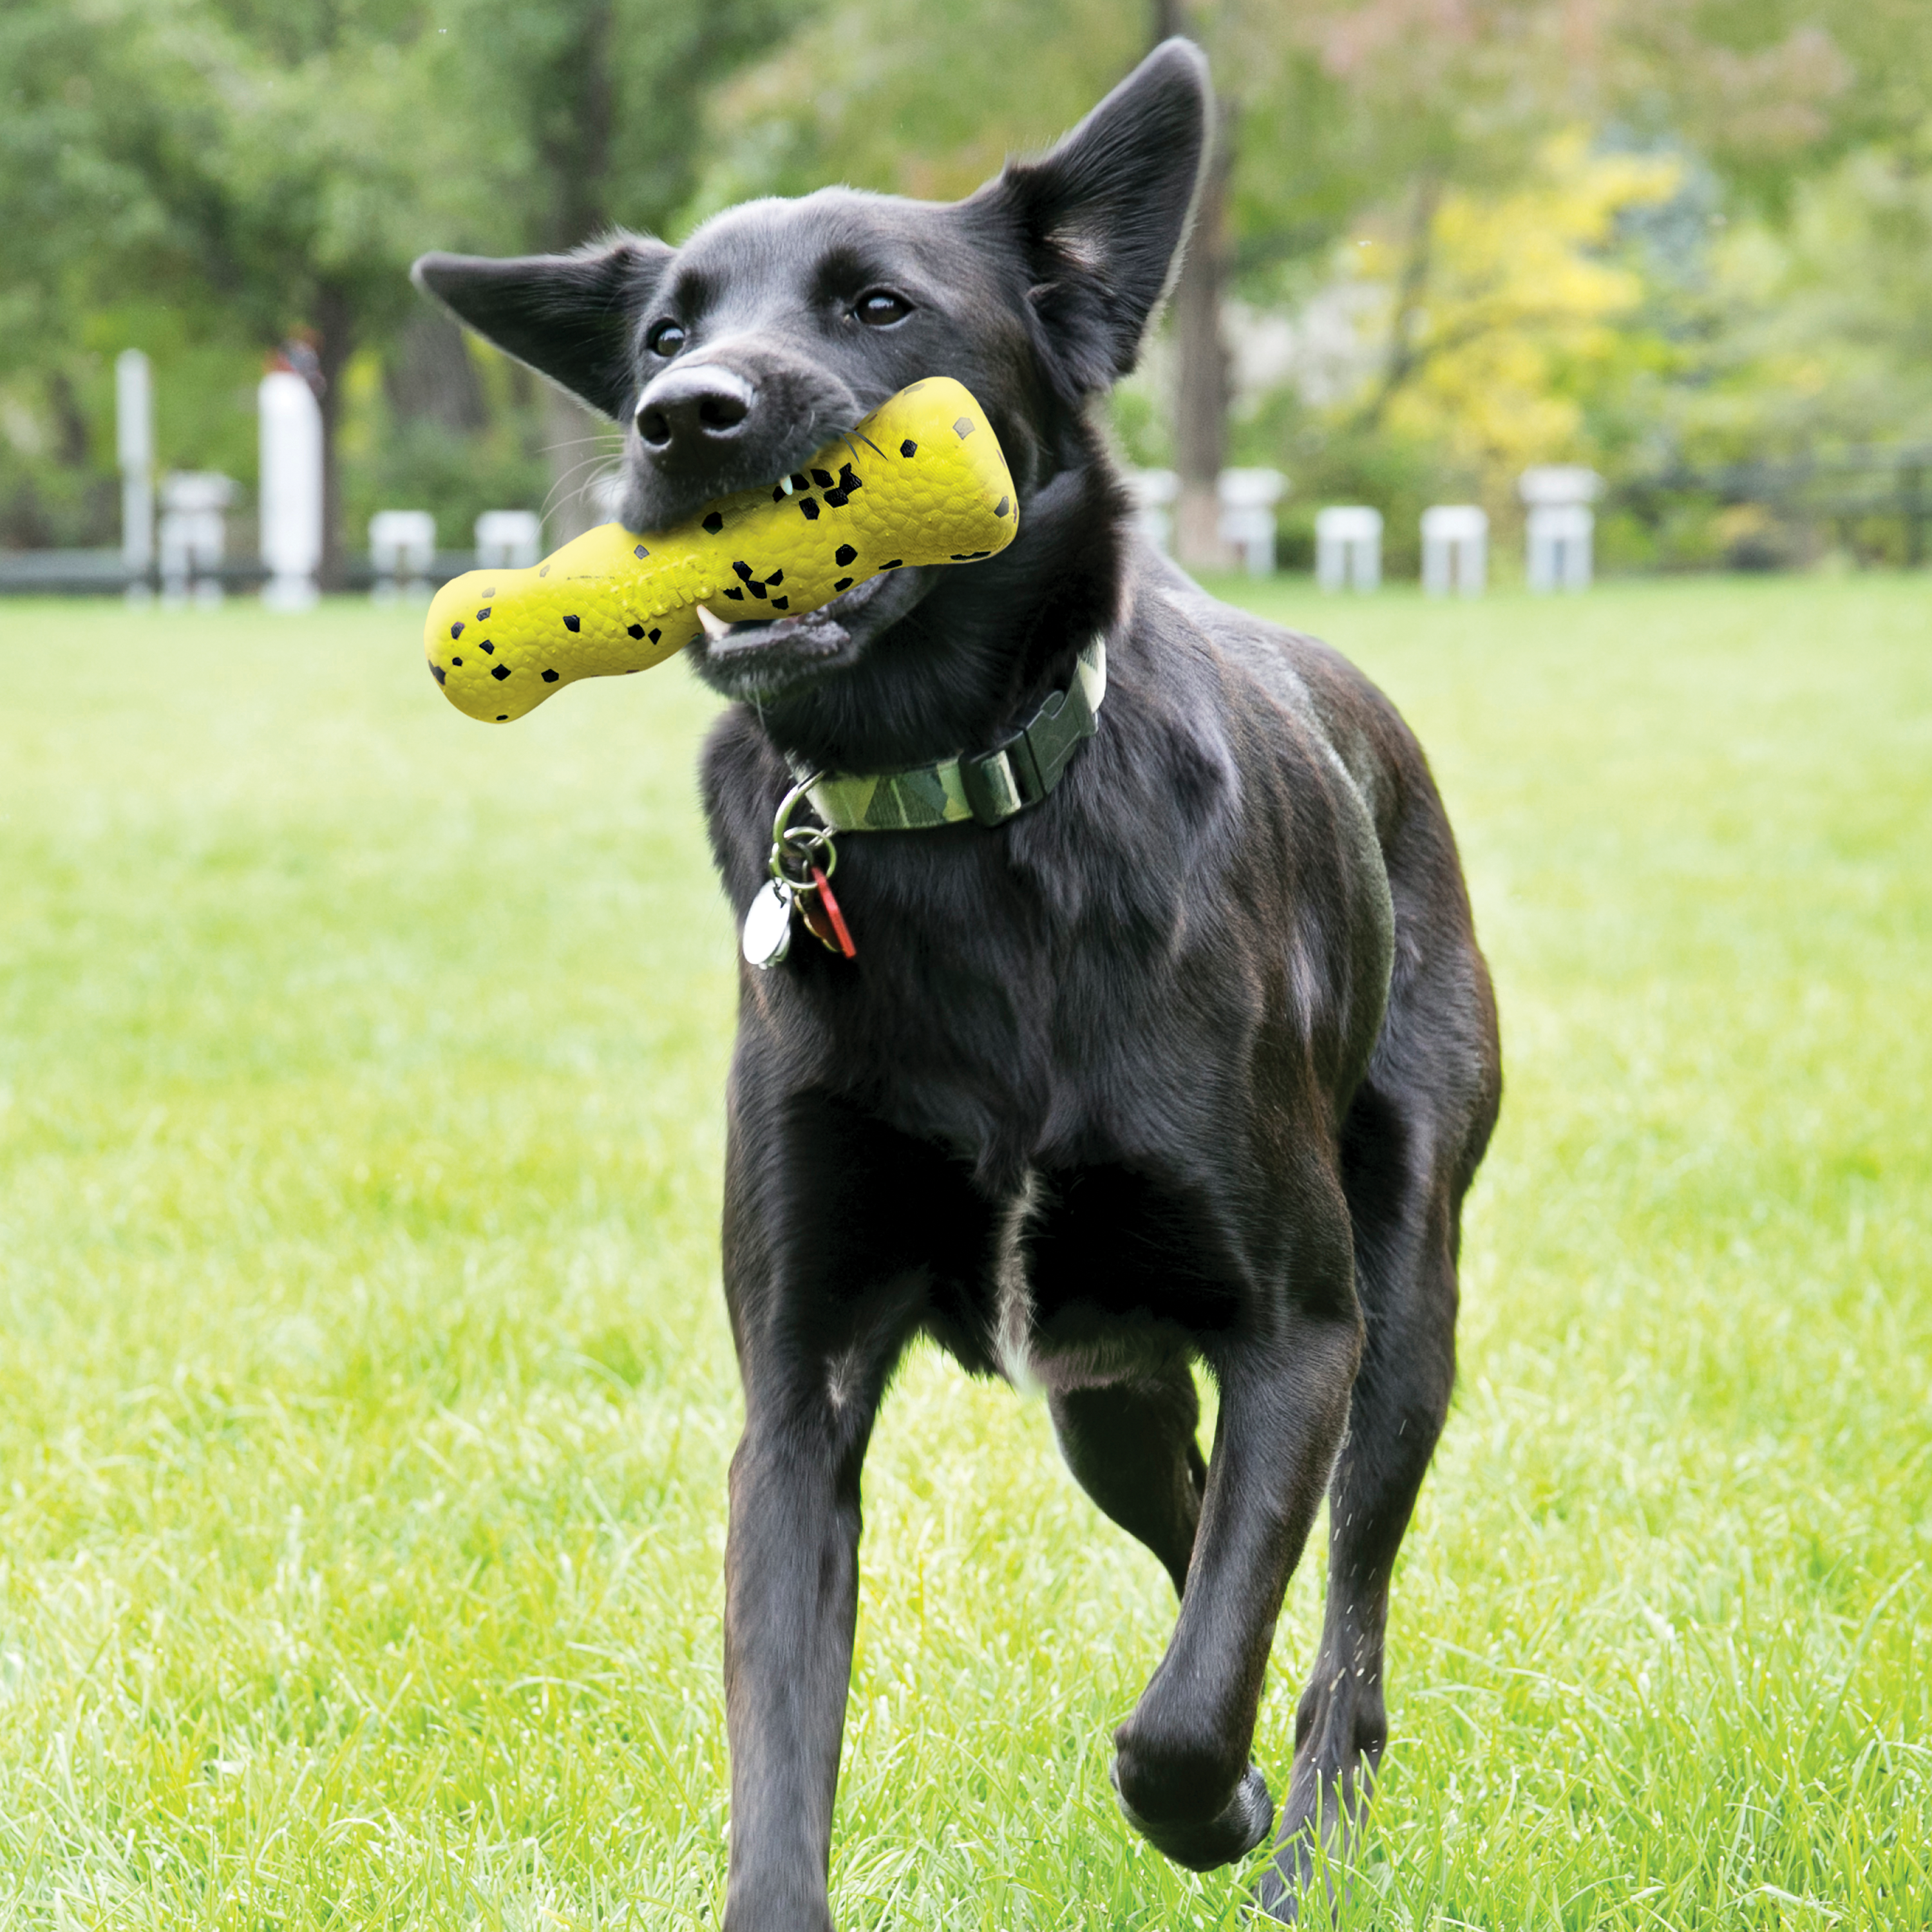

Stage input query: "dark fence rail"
[
  {"left": 1613, "top": 444, "right": 1932, "bottom": 567},
  {"left": 0, "top": 551, "right": 485, "bottom": 598}
]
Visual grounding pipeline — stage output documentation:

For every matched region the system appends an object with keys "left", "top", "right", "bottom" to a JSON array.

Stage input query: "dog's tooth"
[
  {"left": 778, "top": 475, "right": 795, "bottom": 496},
  {"left": 697, "top": 605, "right": 735, "bottom": 641}
]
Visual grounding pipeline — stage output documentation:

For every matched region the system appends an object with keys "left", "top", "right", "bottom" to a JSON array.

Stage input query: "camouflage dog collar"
[{"left": 793, "top": 638, "right": 1106, "bottom": 832}]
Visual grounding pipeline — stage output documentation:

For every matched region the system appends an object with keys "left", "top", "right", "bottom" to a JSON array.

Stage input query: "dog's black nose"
[{"left": 634, "top": 366, "right": 755, "bottom": 455}]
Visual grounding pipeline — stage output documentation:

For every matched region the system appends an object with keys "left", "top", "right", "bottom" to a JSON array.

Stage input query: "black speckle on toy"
[
  {"left": 900, "top": 439, "right": 917, "bottom": 458},
  {"left": 724, "top": 585, "right": 744, "bottom": 601},
  {"left": 835, "top": 544, "right": 857, "bottom": 567},
  {"left": 702, "top": 512, "right": 723, "bottom": 534},
  {"left": 628, "top": 623, "right": 645, "bottom": 639},
  {"left": 995, "top": 496, "right": 1010, "bottom": 517},
  {"left": 733, "top": 560, "right": 754, "bottom": 581},
  {"left": 766, "top": 569, "right": 783, "bottom": 585},
  {"left": 838, "top": 464, "right": 862, "bottom": 492},
  {"left": 431, "top": 664, "right": 446, "bottom": 685},
  {"left": 450, "top": 621, "right": 464, "bottom": 639},
  {"left": 811, "top": 468, "right": 833, "bottom": 488},
  {"left": 833, "top": 576, "right": 852, "bottom": 592},
  {"left": 749, "top": 580, "right": 768, "bottom": 598},
  {"left": 953, "top": 417, "right": 974, "bottom": 438},
  {"left": 881, "top": 559, "right": 902, "bottom": 569},
  {"left": 542, "top": 668, "right": 560, "bottom": 682},
  {"left": 452, "top": 656, "right": 463, "bottom": 666},
  {"left": 790, "top": 473, "right": 809, "bottom": 491},
  {"left": 824, "top": 489, "right": 848, "bottom": 507},
  {"left": 497, "top": 713, "right": 508, "bottom": 720},
  {"left": 634, "top": 544, "right": 649, "bottom": 559},
  {"left": 799, "top": 499, "right": 820, "bottom": 521},
  {"left": 649, "top": 628, "right": 661, "bottom": 643},
  {"left": 479, "top": 641, "right": 494, "bottom": 654},
  {"left": 539, "top": 565, "right": 549, "bottom": 577},
  {"left": 772, "top": 596, "right": 789, "bottom": 610},
  {"left": 491, "top": 663, "right": 511, "bottom": 681},
  {"left": 478, "top": 605, "right": 491, "bottom": 619},
  {"left": 563, "top": 613, "right": 580, "bottom": 632}
]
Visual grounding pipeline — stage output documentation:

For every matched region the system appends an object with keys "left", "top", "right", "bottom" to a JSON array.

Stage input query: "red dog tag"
[{"left": 800, "top": 863, "right": 856, "bottom": 958}]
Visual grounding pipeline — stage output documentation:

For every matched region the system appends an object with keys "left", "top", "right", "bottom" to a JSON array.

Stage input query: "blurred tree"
[
  {"left": 1355, "top": 134, "right": 1680, "bottom": 486},
  {"left": 2, "top": 0, "right": 455, "bottom": 578},
  {"left": 419, "top": 0, "right": 795, "bottom": 540}
]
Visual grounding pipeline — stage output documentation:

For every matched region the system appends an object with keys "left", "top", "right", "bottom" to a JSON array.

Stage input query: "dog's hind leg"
[
  {"left": 1256, "top": 1036, "right": 1498, "bottom": 1918},
  {"left": 1049, "top": 1361, "right": 1207, "bottom": 1596},
  {"left": 1093, "top": 1166, "right": 1365, "bottom": 1877}
]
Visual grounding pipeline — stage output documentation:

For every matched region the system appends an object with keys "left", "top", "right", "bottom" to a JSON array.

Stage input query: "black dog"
[{"left": 415, "top": 39, "right": 1500, "bottom": 1926}]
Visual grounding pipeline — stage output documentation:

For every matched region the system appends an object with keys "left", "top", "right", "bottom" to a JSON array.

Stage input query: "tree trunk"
[
  {"left": 314, "top": 283, "right": 355, "bottom": 592},
  {"left": 1173, "top": 111, "right": 1234, "bottom": 571},
  {"left": 536, "top": 0, "right": 620, "bottom": 544},
  {"left": 386, "top": 311, "right": 488, "bottom": 432},
  {"left": 1154, "top": 0, "right": 1235, "bottom": 571}
]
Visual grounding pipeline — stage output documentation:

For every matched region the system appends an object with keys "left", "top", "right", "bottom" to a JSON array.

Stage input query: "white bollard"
[
  {"left": 1126, "top": 469, "right": 1180, "bottom": 556},
  {"left": 1217, "top": 469, "right": 1288, "bottom": 576},
  {"left": 158, "top": 472, "right": 236, "bottom": 608},
  {"left": 1315, "top": 506, "right": 1383, "bottom": 592},
  {"left": 1421, "top": 505, "right": 1488, "bottom": 596},
  {"left": 475, "top": 510, "right": 543, "bottom": 569},
  {"left": 1526, "top": 504, "right": 1594, "bottom": 592},
  {"left": 259, "top": 371, "right": 324, "bottom": 611},
  {"left": 368, "top": 510, "right": 437, "bottom": 603},
  {"left": 1519, "top": 467, "right": 1601, "bottom": 592},
  {"left": 116, "top": 350, "right": 154, "bottom": 603}
]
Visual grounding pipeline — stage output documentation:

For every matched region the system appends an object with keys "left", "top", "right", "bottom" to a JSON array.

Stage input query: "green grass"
[{"left": 1, "top": 574, "right": 1927, "bottom": 1928}]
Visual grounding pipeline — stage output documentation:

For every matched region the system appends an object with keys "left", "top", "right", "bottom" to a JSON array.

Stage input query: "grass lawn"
[{"left": 1, "top": 573, "right": 1927, "bottom": 1928}]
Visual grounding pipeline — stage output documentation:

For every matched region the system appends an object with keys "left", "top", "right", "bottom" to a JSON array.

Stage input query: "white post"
[
  {"left": 117, "top": 350, "right": 154, "bottom": 602},
  {"left": 474, "top": 510, "right": 544, "bottom": 569},
  {"left": 1316, "top": 506, "right": 1383, "bottom": 592},
  {"left": 368, "top": 509, "right": 437, "bottom": 602},
  {"left": 1526, "top": 505, "right": 1594, "bottom": 592},
  {"left": 259, "top": 370, "right": 324, "bottom": 611},
  {"left": 158, "top": 473, "right": 236, "bottom": 607},
  {"left": 1217, "top": 468, "right": 1288, "bottom": 576},
  {"left": 1519, "top": 468, "right": 1601, "bottom": 592},
  {"left": 1126, "top": 469, "right": 1180, "bottom": 556},
  {"left": 1421, "top": 505, "right": 1488, "bottom": 596}
]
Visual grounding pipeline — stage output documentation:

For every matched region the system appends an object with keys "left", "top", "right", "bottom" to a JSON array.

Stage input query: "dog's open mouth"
[{"left": 691, "top": 561, "right": 931, "bottom": 703}]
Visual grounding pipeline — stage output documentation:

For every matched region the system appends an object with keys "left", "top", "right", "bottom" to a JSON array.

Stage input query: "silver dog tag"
[{"left": 742, "top": 878, "right": 795, "bottom": 968}]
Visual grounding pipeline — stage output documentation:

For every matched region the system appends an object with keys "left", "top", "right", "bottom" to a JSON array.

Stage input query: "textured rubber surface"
[{"left": 423, "top": 377, "right": 1018, "bottom": 723}]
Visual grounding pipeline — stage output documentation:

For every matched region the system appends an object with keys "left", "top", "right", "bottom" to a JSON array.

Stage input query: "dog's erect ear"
[
  {"left": 411, "top": 237, "right": 672, "bottom": 422},
  {"left": 968, "top": 39, "right": 1210, "bottom": 401}
]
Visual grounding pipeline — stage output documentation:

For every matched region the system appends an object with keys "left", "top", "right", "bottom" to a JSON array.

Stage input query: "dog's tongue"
[{"left": 422, "top": 376, "right": 1018, "bottom": 723}]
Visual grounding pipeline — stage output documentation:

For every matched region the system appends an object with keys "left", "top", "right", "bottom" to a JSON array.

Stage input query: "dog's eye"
[
  {"left": 647, "top": 320, "right": 686, "bottom": 356},
  {"left": 854, "top": 290, "right": 912, "bottom": 328}
]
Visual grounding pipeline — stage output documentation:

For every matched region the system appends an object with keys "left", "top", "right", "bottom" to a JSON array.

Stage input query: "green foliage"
[
  {"left": 2, "top": 578, "right": 1929, "bottom": 1920},
  {"left": 688, "top": 0, "right": 1139, "bottom": 213},
  {"left": 3, "top": 0, "right": 1931, "bottom": 565}
]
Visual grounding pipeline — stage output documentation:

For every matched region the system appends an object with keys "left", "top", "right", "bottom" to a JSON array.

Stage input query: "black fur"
[{"left": 417, "top": 39, "right": 1501, "bottom": 1927}]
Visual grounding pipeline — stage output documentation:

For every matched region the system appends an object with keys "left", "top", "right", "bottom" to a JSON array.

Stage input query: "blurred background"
[{"left": 3, "top": 0, "right": 1931, "bottom": 588}]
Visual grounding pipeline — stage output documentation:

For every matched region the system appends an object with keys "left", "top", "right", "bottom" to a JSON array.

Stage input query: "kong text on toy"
[{"left": 424, "top": 377, "right": 1017, "bottom": 722}]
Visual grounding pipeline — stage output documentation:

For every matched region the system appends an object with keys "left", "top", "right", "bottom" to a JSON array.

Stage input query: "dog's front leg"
[
  {"left": 1109, "top": 1193, "right": 1363, "bottom": 1882},
  {"left": 721, "top": 1368, "right": 889, "bottom": 1932}
]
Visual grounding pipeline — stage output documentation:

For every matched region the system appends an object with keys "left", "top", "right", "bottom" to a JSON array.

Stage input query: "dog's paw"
[{"left": 1110, "top": 1759, "right": 1274, "bottom": 1872}]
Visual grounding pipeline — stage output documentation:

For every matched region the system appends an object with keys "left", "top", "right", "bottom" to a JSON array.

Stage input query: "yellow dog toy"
[{"left": 425, "top": 377, "right": 1016, "bottom": 722}]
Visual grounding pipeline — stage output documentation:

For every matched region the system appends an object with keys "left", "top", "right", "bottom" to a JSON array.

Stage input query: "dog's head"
[{"left": 413, "top": 41, "right": 1208, "bottom": 714}]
